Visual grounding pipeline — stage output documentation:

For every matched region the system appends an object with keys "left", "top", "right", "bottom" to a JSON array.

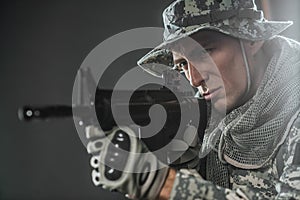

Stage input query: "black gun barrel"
[
  {"left": 18, "top": 105, "right": 73, "bottom": 122},
  {"left": 18, "top": 97, "right": 207, "bottom": 126}
]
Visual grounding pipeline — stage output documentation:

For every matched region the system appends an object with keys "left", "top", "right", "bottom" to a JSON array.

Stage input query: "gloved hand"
[{"left": 85, "top": 125, "right": 170, "bottom": 200}]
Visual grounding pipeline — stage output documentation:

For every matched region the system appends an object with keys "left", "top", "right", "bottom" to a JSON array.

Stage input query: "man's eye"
[
  {"left": 179, "top": 60, "right": 188, "bottom": 69},
  {"left": 174, "top": 60, "right": 188, "bottom": 71}
]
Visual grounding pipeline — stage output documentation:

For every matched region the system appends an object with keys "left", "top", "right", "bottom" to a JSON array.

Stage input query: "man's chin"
[{"left": 211, "top": 99, "right": 227, "bottom": 115}]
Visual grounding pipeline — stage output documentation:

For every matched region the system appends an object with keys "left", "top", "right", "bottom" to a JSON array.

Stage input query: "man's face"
[{"left": 172, "top": 31, "right": 251, "bottom": 113}]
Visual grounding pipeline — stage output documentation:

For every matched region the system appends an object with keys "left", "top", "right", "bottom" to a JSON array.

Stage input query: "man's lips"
[{"left": 201, "top": 87, "right": 220, "bottom": 100}]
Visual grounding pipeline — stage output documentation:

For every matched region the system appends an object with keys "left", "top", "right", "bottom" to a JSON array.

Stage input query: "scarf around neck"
[{"left": 214, "top": 36, "right": 300, "bottom": 169}]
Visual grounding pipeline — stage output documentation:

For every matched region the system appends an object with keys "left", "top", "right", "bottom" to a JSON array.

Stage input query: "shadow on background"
[{"left": 0, "top": 0, "right": 299, "bottom": 199}]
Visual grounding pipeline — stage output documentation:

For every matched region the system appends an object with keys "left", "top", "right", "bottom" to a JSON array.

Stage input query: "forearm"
[{"left": 159, "top": 168, "right": 176, "bottom": 200}]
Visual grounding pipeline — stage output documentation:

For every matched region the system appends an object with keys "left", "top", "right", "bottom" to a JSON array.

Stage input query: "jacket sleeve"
[
  {"left": 275, "top": 111, "right": 300, "bottom": 199},
  {"left": 169, "top": 168, "right": 258, "bottom": 200},
  {"left": 169, "top": 164, "right": 299, "bottom": 200}
]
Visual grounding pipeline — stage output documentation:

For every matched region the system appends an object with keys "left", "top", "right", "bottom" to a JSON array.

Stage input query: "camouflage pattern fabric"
[
  {"left": 170, "top": 110, "right": 300, "bottom": 200},
  {"left": 275, "top": 111, "right": 300, "bottom": 199},
  {"left": 137, "top": 1, "right": 299, "bottom": 199},
  {"left": 161, "top": 0, "right": 292, "bottom": 42},
  {"left": 167, "top": 33, "right": 300, "bottom": 199},
  {"left": 138, "top": 49, "right": 173, "bottom": 78},
  {"left": 138, "top": 0, "right": 293, "bottom": 78}
]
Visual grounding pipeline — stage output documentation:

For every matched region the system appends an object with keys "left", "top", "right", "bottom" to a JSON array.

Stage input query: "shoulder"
[
  {"left": 264, "top": 36, "right": 300, "bottom": 61},
  {"left": 269, "top": 36, "right": 300, "bottom": 49},
  {"left": 282, "top": 109, "right": 300, "bottom": 164},
  {"left": 284, "top": 109, "right": 300, "bottom": 151},
  {"left": 276, "top": 109, "right": 300, "bottom": 173},
  {"left": 276, "top": 109, "right": 300, "bottom": 197}
]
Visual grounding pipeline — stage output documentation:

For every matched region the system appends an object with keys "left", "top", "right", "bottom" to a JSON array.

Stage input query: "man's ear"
[{"left": 245, "top": 40, "right": 264, "bottom": 56}]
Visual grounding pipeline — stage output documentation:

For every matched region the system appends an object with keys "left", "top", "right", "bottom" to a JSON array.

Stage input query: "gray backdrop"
[{"left": 0, "top": 0, "right": 299, "bottom": 200}]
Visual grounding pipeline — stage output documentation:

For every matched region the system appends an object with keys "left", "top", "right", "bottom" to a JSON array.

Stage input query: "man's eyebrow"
[
  {"left": 173, "top": 57, "right": 186, "bottom": 64},
  {"left": 198, "top": 38, "right": 218, "bottom": 47},
  {"left": 191, "top": 34, "right": 219, "bottom": 46}
]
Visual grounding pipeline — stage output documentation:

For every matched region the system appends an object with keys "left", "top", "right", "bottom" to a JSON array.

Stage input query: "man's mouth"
[{"left": 199, "top": 84, "right": 219, "bottom": 100}]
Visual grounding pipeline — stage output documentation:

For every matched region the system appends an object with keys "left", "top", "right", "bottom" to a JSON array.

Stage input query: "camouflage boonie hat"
[{"left": 138, "top": 0, "right": 293, "bottom": 77}]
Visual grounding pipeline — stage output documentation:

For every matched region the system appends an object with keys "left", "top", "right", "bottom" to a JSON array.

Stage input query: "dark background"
[{"left": 0, "top": 1, "right": 299, "bottom": 200}]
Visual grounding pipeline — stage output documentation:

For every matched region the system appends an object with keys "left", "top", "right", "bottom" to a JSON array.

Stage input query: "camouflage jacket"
[{"left": 170, "top": 109, "right": 300, "bottom": 200}]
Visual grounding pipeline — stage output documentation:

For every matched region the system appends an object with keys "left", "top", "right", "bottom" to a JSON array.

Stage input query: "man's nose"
[{"left": 188, "top": 63, "right": 204, "bottom": 87}]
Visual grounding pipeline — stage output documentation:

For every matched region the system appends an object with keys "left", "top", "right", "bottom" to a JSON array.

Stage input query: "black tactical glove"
[{"left": 85, "top": 125, "right": 169, "bottom": 199}]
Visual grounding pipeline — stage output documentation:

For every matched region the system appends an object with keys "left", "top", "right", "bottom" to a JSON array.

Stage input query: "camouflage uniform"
[
  {"left": 137, "top": 0, "right": 300, "bottom": 199},
  {"left": 170, "top": 109, "right": 300, "bottom": 200}
]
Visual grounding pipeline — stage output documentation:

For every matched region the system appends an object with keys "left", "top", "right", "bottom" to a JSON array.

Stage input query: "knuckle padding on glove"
[{"left": 105, "top": 129, "right": 130, "bottom": 181}]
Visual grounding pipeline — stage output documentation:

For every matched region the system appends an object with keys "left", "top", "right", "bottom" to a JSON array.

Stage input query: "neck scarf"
[{"left": 215, "top": 36, "right": 300, "bottom": 169}]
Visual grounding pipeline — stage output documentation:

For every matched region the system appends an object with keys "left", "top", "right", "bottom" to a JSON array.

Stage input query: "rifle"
[{"left": 18, "top": 68, "right": 209, "bottom": 155}]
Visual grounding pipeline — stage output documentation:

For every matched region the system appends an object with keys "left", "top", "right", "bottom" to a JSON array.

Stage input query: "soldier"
[{"left": 86, "top": 0, "right": 300, "bottom": 199}]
